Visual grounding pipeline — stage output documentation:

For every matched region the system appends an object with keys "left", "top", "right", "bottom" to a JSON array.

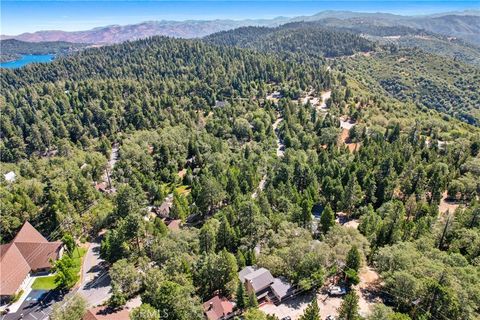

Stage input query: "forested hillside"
[
  {"left": 295, "top": 12, "right": 480, "bottom": 46},
  {"left": 367, "top": 34, "right": 480, "bottom": 66},
  {"left": 1, "top": 22, "right": 479, "bottom": 320},
  {"left": 341, "top": 48, "right": 480, "bottom": 125},
  {"left": 320, "top": 22, "right": 480, "bottom": 66},
  {"left": 205, "top": 22, "right": 375, "bottom": 57},
  {"left": 0, "top": 36, "right": 331, "bottom": 162}
]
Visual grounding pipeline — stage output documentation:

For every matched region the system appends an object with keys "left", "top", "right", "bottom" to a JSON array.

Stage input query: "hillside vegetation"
[
  {"left": 1, "top": 22, "right": 479, "bottom": 320},
  {"left": 205, "top": 22, "right": 376, "bottom": 57},
  {"left": 0, "top": 36, "right": 331, "bottom": 161},
  {"left": 342, "top": 48, "right": 480, "bottom": 125}
]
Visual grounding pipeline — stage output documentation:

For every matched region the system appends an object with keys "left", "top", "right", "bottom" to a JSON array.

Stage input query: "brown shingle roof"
[
  {"left": 83, "top": 306, "right": 130, "bottom": 320},
  {"left": 0, "top": 222, "right": 63, "bottom": 296},
  {"left": 14, "top": 241, "right": 62, "bottom": 270},
  {"left": 203, "top": 296, "right": 234, "bottom": 320},
  {"left": 13, "top": 221, "right": 48, "bottom": 243},
  {"left": 0, "top": 243, "right": 31, "bottom": 296}
]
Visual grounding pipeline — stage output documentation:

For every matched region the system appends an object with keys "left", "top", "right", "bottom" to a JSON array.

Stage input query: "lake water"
[{"left": 0, "top": 54, "right": 55, "bottom": 69}]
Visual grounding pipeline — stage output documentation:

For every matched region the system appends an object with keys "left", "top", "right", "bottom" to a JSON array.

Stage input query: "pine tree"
[
  {"left": 343, "top": 176, "right": 363, "bottom": 214},
  {"left": 236, "top": 282, "right": 248, "bottom": 310},
  {"left": 299, "top": 297, "right": 321, "bottom": 320},
  {"left": 217, "top": 216, "right": 236, "bottom": 251},
  {"left": 346, "top": 245, "right": 361, "bottom": 272},
  {"left": 300, "top": 198, "right": 313, "bottom": 229},
  {"left": 338, "top": 291, "right": 360, "bottom": 320},
  {"left": 108, "top": 286, "right": 126, "bottom": 309},
  {"left": 199, "top": 221, "right": 217, "bottom": 253},
  {"left": 170, "top": 191, "right": 189, "bottom": 221},
  {"left": 248, "top": 291, "right": 258, "bottom": 308},
  {"left": 236, "top": 251, "right": 246, "bottom": 269},
  {"left": 320, "top": 204, "right": 335, "bottom": 234}
]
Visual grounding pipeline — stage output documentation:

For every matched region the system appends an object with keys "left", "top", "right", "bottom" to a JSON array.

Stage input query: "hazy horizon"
[{"left": 1, "top": 1, "right": 479, "bottom": 35}]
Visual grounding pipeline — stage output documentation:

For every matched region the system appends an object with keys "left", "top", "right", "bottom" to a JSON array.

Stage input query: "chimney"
[{"left": 209, "top": 302, "right": 213, "bottom": 310}]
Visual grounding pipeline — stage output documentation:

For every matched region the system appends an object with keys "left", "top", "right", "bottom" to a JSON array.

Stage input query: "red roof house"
[
  {"left": 83, "top": 306, "right": 130, "bottom": 320},
  {"left": 203, "top": 295, "right": 235, "bottom": 320},
  {"left": 0, "top": 222, "right": 63, "bottom": 302}
]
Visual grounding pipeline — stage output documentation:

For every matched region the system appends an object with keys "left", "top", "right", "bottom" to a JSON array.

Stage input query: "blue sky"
[{"left": 1, "top": 1, "right": 479, "bottom": 35}]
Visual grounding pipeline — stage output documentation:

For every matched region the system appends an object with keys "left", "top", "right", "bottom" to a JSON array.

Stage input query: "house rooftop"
[
  {"left": 0, "top": 243, "right": 31, "bottom": 296},
  {"left": 203, "top": 295, "right": 234, "bottom": 320},
  {"left": 83, "top": 306, "right": 130, "bottom": 320},
  {"left": 270, "top": 277, "right": 294, "bottom": 300},
  {"left": 14, "top": 241, "right": 63, "bottom": 270},
  {"left": 239, "top": 266, "right": 256, "bottom": 283},
  {"left": 13, "top": 221, "right": 48, "bottom": 243},
  {"left": 214, "top": 100, "right": 229, "bottom": 108},
  {"left": 0, "top": 222, "right": 62, "bottom": 296},
  {"left": 166, "top": 219, "right": 181, "bottom": 231},
  {"left": 241, "top": 267, "right": 274, "bottom": 293}
]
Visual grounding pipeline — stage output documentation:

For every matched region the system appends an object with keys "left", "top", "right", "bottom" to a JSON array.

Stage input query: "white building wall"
[{"left": 19, "top": 273, "right": 32, "bottom": 293}]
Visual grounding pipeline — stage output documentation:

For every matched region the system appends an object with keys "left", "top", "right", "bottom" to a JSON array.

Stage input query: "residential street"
[
  {"left": 77, "top": 239, "right": 112, "bottom": 307},
  {"left": 1, "top": 290, "right": 62, "bottom": 320}
]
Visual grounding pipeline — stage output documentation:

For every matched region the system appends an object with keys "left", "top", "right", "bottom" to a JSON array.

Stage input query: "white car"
[{"left": 328, "top": 286, "right": 347, "bottom": 296}]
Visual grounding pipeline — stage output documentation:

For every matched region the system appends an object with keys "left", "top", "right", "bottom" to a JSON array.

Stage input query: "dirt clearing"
[{"left": 355, "top": 267, "right": 381, "bottom": 317}]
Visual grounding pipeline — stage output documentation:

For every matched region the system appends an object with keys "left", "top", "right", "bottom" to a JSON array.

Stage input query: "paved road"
[
  {"left": 1, "top": 290, "right": 62, "bottom": 320},
  {"left": 77, "top": 239, "right": 111, "bottom": 307}
]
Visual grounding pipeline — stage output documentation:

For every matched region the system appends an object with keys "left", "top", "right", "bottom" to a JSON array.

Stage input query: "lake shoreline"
[{"left": 0, "top": 53, "right": 55, "bottom": 69}]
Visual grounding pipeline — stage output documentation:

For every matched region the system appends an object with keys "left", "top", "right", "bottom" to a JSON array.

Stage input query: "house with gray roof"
[
  {"left": 238, "top": 266, "right": 294, "bottom": 304},
  {"left": 270, "top": 277, "right": 295, "bottom": 302}
]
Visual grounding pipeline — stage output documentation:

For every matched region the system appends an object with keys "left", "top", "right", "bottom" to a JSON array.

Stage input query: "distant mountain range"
[
  {"left": 2, "top": 10, "right": 480, "bottom": 45},
  {"left": 0, "top": 18, "right": 288, "bottom": 43}
]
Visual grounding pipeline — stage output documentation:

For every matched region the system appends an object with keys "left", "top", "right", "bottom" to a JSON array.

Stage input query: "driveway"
[
  {"left": 1, "top": 290, "right": 63, "bottom": 320},
  {"left": 260, "top": 292, "right": 313, "bottom": 319},
  {"left": 77, "top": 239, "right": 111, "bottom": 307},
  {"left": 260, "top": 291, "right": 343, "bottom": 320}
]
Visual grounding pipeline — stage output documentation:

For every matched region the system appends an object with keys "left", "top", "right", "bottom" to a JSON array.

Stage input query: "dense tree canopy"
[{"left": 1, "top": 21, "right": 479, "bottom": 320}]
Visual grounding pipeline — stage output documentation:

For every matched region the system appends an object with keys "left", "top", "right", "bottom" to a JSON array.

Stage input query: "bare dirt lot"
[
  {"left": 318, "top": 293, "right": 343, "bottom": 319},
  {"left": 356, "top": 267, "right": 381, "bottom": 317},
  {"left": 336, "top": 212, "right": 360, "bottom": 229},
  {"left": 260, "top": 291, "right": 343, "bottom": 320},
  {"left": 260, "top": 292, "right": 313, "bottom": 319},
  {"left": 439, "top": 191, "right": 460, "bottom": 215},
  {"left": 339, "top": 128, "right": 360, "bottom": 153}
]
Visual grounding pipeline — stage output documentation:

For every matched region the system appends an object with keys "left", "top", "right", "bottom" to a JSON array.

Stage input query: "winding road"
[{"left": 77, "top": 239, "right": 112, "bottom": 307}]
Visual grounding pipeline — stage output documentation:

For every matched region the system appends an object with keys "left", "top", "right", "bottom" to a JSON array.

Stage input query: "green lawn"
[
  {"left": 71, "top": 247, "right": 87, "bottom": 273},
  {"left": 71, "top": 246, "right": 87, "bottom": 260},
  {"left": 31, "top": 247, "right": 87, "bottom": 290},
  {"left": 32, "top": 276, "right": 57, "bottom": 290}
]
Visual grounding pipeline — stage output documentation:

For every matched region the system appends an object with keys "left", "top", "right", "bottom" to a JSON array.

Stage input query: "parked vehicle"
[{"left": 328, "top": 286, "right": 347, "bottom": 296}]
